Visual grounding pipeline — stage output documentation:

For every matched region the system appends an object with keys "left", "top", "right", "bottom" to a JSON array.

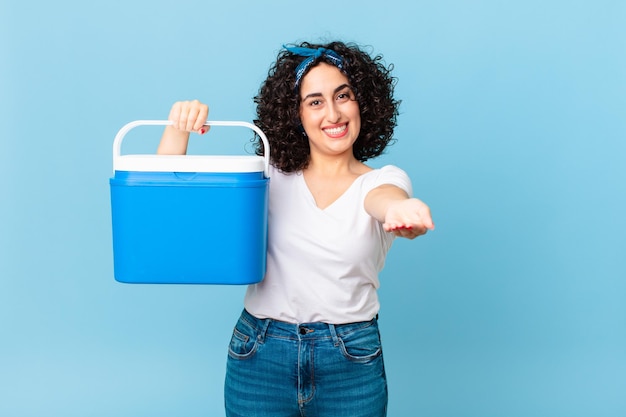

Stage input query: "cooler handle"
[{"left": 113, "top": 120, "right": 271, "bottom": 178}]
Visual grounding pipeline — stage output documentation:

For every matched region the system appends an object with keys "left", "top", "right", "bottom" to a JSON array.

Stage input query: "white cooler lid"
[{"left": 114, "top": 154, "right": 265, "bottom": 173}]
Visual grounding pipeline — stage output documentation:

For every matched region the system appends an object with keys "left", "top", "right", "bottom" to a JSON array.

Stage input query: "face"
[{"left": 298, "top": 63, "right": 361, "bottom": 159}]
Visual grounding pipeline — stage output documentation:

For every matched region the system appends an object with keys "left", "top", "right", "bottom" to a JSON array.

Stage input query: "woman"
[{"left": 158, "top": 41, "right": 434, "bottom": 417}]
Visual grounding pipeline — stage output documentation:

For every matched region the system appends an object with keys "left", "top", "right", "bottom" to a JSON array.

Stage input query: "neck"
[{"left": 305, "top": 153, "right": 369, "bottom": 178}]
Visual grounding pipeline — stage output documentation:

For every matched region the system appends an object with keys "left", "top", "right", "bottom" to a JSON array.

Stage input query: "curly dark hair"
[{"left": 253, "top": 41, "right": 400, "bottom": 172}]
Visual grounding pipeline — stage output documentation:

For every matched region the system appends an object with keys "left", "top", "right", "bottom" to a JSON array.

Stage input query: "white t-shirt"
[{"left": 244, "top": 164, "right": 413, "bottom": 324}]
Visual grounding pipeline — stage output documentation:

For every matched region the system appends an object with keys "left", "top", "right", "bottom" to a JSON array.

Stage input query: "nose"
[{"left": 326, "top": 101, "right": 341, "bottom": 124}]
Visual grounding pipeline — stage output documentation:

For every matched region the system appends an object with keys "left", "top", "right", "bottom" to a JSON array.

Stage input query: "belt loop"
[
  {"left": 328, "top": 323, "right": 340, "bottom": 346},
  {"left": 257, "top": 317, "right": 271, "bottom": 344}
]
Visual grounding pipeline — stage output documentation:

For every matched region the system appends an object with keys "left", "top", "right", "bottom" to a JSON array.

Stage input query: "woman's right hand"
[
  {"left": 157, "top": 100, "right": 209, "bottom": 155},
  {"left": 168, "top": 100, "right": 210, "bottom": 134}
]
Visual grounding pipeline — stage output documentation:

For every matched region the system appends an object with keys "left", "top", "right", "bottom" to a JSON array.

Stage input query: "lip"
[{"left": 322, "top": 122, "right": 349, "bottom": 138}]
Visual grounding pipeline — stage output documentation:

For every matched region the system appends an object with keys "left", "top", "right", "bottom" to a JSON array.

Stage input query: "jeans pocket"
[
  {"left": 337, "top": 323, "right": 383, "bottom": 363},
  {"left": 227, "top": 320, "right": 259, "bottom": 360}
]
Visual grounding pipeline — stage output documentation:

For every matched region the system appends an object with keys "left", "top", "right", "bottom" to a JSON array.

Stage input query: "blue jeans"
[{"left": 225, "top": 309, "right": 388, "bottom": 417}]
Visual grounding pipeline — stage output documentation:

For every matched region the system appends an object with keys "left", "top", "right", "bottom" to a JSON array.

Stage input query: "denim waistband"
[{"left": 239, "top": 309, "right": 379, "bottom": 344}]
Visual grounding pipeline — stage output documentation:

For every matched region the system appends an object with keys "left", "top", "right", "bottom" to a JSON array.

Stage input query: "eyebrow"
[{"left": 301, "top": 83, "right": 352, "bottom": 101}]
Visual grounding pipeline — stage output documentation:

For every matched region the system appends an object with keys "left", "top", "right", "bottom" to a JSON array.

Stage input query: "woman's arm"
[
  {"left": 157, "top": 100, "right": 209, "bottom": 155},
  {"left": 364, "top": 184, "right": 434, "bottom": 239}
]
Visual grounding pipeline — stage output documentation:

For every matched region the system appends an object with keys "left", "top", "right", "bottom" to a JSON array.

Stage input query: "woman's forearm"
[{"left": 157, "top": 125, "right": 190, "bottom": 155}]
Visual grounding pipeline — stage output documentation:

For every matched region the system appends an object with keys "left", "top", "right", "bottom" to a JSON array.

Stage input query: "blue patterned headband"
[{"left": 283, "top": 45, "right": 347, "bottom": 90}]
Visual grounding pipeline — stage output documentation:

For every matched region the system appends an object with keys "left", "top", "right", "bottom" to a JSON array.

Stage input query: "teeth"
[{"left": 324, "top": 125, "right": 347, "bottom": 135}]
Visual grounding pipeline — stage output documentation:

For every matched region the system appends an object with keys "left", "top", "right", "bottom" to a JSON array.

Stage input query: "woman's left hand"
[{"left": 383, "top": 198, "right": 434, "bottom": 239}]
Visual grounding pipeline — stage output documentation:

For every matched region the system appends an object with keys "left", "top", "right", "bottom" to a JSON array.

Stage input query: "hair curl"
[{"left": 253, "top": 41, "right": 400, "bottom": 172}]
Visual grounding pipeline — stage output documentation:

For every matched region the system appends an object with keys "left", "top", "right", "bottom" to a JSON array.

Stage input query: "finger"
[
  {"left": 176, "top": 101, "right": 192, "bottom": 131},
  {"left": 184, "top": 103, "right": 199, "bottom": 132},
  {"left": 193, "top": 102, "right": 209, "bottom": 133},
  {"left": 386, "top": 223, "right": 429, "bottom": 239},
  {"left": 418, "top": 206, "right": 435, "bottom": 230},
  {"left": 168, "top": 101, "right": 207, "bottom": 132},
  {"left": 395, "top": 227, "right": 418, "bottom": 239},
  {"left": 383, "top": 223, "right": 399, "bottom": 232},
  {"left": 168, "top": 101, "right": 183, "bottom": 130},
  {"left": 181, "top": 100, "right": 209, "bottom": 133},
  {"left": 410, "top": 225, "right": 429, "bottom": 237},
  {"left": 384, "top": 224, "right": 409, "bottom": 233}
]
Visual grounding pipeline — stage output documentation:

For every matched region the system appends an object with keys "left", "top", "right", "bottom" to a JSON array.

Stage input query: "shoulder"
[
  {"left": 269, "top": 164, "right": 301, "bottom": 179},
  {"left": 268, "top": 164, "right": 304, "bottom": 192},
  {"left": 362, "top": 165, "right": 413, "bottom": 195}
]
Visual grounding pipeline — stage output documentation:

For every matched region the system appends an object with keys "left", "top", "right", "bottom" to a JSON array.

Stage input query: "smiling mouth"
[{"left": 323, "top": 124, "right": 348, "bottom": 137}]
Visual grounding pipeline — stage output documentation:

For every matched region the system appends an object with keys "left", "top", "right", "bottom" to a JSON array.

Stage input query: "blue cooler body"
[{"left": 109, "top": 120, "right": 270, "bottom": 285}]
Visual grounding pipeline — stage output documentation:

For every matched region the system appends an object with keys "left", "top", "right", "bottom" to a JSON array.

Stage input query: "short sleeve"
[{"left": 370, "top": 165, "right": 413, "bottom": 196}]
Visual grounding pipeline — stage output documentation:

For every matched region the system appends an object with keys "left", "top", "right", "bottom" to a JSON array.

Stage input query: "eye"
[
  {"left": 305, "top": 98, "right": 324, "bottom": 108},
  {"left": 336, "top": 88, "right": 355, "bottom": 102}
]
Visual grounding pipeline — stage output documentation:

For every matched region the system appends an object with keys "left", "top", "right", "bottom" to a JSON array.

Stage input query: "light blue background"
[{"left": 1, "top": 1, "right": 625, "bottom": 416}]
